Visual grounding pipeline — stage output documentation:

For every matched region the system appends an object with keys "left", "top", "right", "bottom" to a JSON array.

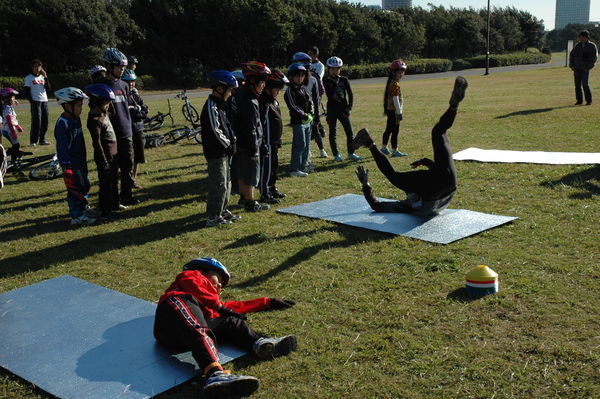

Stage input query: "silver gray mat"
[
  {"left": 278, "top": 194, "right": 517, "bottom": 244},
  {"left": 0, "top": 276, "right": 247, "bottom": 399}
]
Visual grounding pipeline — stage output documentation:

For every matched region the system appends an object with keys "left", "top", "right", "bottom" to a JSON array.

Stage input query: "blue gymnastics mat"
[
  {"left": 0, "top": 276, "right": 247, "bottom": 399},
  {"left": 278, "top": 194, "right": 517, "bottom": 244}
]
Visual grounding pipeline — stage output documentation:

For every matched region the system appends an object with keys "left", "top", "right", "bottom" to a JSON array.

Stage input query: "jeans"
[
  {"left": 206, "top": 156, "right": 231, "bottom": 217},
  {"left": 290, "top": 123, "right": 311, "bottom": 171},
  {"left": 65, "top": 168, "right": 90, "bottom": 218},
  {"left": 327, "top": 110, "right": 354, "bottom": 156},
  {"left": 29, "top": 101, "right": 49, "bottom": 144},
  {"left": 574, "top": 70, "right": 592, "bottom": 103}
]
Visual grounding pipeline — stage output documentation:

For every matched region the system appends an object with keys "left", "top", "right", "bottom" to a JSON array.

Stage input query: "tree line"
[{"left": 0, "top": 0, "right": 546, "bottom": 84}]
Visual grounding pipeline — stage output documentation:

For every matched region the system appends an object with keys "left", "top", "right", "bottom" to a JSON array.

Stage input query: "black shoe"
[
  {"left": 203, "top": 371, "right": 259, "bottom": 398},
  {"left": 120, "top": 198, "right": 140, "bottom": 206},
  {"left": 586, "top": 101, "right": 592, "bottom": 106},
  {"left": 352, "top": 128, "right": 374, "bottom": 150},
  {"left": 270, "top": 189, "right": 286, "bottom": 199},
  {"left": 244, "top": 200, "right": 269, "bottom": 212},
  {"left": 575, "top": 101, "right": 583, "bottom": 105},
  {"left": 260, "top": 196, "right": 280, "bottom": 204},
  {"left": 237, "top": 195, "right": 245, "bottom": 205},
  {"left": 112, "top": 204, "right": 128, "bottom": 211},
  {"left": 39, "top": 141, "right": 50, "bottom": 146},
  {"left": 449, "top": 76, "right": 468, "bottom": 109}
]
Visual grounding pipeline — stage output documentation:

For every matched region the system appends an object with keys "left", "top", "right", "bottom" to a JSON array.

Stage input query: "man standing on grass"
[{"left": 569, "top": 30, "right": 598, "bottom": 106}]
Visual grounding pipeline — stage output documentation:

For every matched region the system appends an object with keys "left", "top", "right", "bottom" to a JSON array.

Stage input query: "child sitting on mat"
[
  {"left": 353, "top": 76, "right": 468, "bottom": 216},
  {"left": 154, "top": 257, "right": 297, "bottom": 398}
]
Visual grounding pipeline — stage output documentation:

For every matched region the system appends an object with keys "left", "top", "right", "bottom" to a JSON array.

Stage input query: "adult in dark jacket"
[{"left": 569, "top": 30, "right": 598, "bottom": 105}]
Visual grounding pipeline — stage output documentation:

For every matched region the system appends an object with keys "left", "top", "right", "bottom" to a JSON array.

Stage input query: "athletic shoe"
[
  {"left": 352, "top": 128, "right": 374, "bottom": 150},
  {"left": 380, "top": 146, "right": 391, "bottom": 155},
  {"left": 289, "top": 170, "right": 308, "bottom": 177},
  {"left": 260, "top": 196, "right": 280, "bottom": 204},
  {"left": 270, "top": 189, "right": 286, "bottom": 199},
  {"left": 334, "top": 154, "right": 343, "bottom": 162},
  {"left": 586, "top": 101, "right": 592, "bottom": 106},
  {"left": 132, "top": 182, "right": 143, "bottom": 189},
  {"left": 203, "top": 371, "right": 259, "bottom": 398},
  {"left": 39, "top": 141, "right": 50, "bottom": 146},
  {"left": 29, "top": 143, "right": 37, "bottom": 147},
  {"left": 449, "top": 76, "right": 468, "bottom": 109},
  {"left": 245, "top": 200, "right": 270, "bottom": 212},
  {"left": 71, "top": 214, "right": 96, "bottom": 226},
  {"left": 319, "top": 149, "right": 328, "bottom": 158},
  {"left": 112, "top": 204, "right": 128, "bottom": 211},
  {"left": 303, "top": 164, "right": 315, "bottom": 173},
  {"left": 391, "top": 150, "right": 408, "bottom": 157},
  {"left": 83, "top": 207, "right": 100, "bottom": 218},
  {"left": 222, "top": 209, "right": 241, "bottom": 222},
  {"left": 206, "top": 216, "right": 232, "bottom": 227},
  {"left": 575, "top": 101, "right": 583, "bottom": 105},
  {"left": 347, "top": 153, "right": 362, "bottom": 161},
  {"left": 253, "top": 335, "right": 298, "bottom": 360},
  {"left": 121, "top": 197, "right": 140, "bottom": 206}
]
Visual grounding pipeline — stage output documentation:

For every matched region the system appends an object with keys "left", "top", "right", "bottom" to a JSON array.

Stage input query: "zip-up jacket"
[
  {"left": 54, "top": 116, "right": 87, "bottom": 170},
  {"left": 2, "top": 105, "right": 22, "bottom": 141},
  {"left": 128, "top": 88, "right": 148, "bottom": 133},
  {"left": 200, "top": 94, "right": 235, "bottom": 159},
  {"left": 101, "top": 77, "right": 133, "bottom": 139},
  {"left": 232, "top": 86, "right": 263, "bottom": 157},
  {"left": 284, "top": 83, "right": 313, "bottom": 125},
  {"left": 323, "top": 75, "right": 353, "bottom": 113},
  {"left": 569, "top": 41, "right": 598, "bottom": 71},
  {"left": 87, "top": 110, "right": 117, "bottom": 171},
  {"left": 259, "top": 91, "right": 283, "bottom": 148},
  {"left": 158, "top": 270, "right": 273, "bottom": 320}
]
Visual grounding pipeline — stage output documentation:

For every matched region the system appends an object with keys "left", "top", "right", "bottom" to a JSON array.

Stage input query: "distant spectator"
[
  {"left": 127, "top": 55, "right": 138, "bottom": 71},
  {"left": 569, "top": 30, "right": 598, "bottom": 105},
  {"left": 308, "top": 46, "right": 325, "bottom": 80},
  {"left": 24, "top": 59, "right": 51, "bottom": 145}
]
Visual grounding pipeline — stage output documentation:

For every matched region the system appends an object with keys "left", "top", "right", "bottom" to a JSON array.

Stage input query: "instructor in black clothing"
[{"left": 569, "top": 30, "right": 598, "bottom": 106}]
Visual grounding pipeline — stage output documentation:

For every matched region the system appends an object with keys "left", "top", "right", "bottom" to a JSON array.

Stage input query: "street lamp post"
[{"left": 485, "top": 0, "right": 490, "bottom": 75}]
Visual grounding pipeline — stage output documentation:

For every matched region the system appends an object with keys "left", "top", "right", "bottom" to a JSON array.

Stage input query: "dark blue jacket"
[
  {"left": 54, "top": 116, "right": 87, "bottom": 171},
  {"left": 102, "top": 77, "right": 133, "bottom": 139}
]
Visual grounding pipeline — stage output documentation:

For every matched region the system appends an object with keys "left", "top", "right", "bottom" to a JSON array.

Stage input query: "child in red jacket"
[{"left": 154, "top": 257, "right": 297, "bottom": 398}]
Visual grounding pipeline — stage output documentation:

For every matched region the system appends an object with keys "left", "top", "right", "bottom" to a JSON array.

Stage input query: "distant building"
[
  {"left": 368, "top": 5, "right": 382, "bottom": 9},
  {"left": 382, "top": 0, "right": 411, "bottom": 10},
  {"left": 555, "top": 0, "right": 591, "bottom": 29}
]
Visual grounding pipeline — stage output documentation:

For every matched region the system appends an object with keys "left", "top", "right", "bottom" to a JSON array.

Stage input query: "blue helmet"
[
  {"left": 208, "top": 70, "right": 239, "bottom": 89},
  {"left": 287, "top": 62, "right": 308, "bottom": 76},
  {"left": 183, "top": 257, "right": 231, "bottom": 286},
  {"left": 103, "top": 48, "right": 128, "bottom": 66},
  {"left": 231, "top": 70, "right": 245, "bottom": 83},
  {"left": 121, "top": 69, "right": 137, "bottom": 81},
  {"left": 84, "top": 83, "right": 115, "bottom": 102},
  {"left": 292, "top": 52, "right": 311, "bottom": 63}
]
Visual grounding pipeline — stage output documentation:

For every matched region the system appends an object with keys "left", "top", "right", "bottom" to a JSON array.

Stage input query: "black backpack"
[{"left": 144, "top": 133, "right": 164, "bottom": 148}]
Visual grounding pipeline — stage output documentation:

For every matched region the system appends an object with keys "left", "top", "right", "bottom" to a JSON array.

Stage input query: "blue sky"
[{"left": 358, "top": 0, "right": 600, "bottom": 30}]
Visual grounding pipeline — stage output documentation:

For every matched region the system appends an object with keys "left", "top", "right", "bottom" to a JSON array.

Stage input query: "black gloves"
[
  {"left": 269, "top": 298, "right": 296, "bottom": 310},
  {"left": 219, "top": 306, "right": 247, "bottom": 320}
]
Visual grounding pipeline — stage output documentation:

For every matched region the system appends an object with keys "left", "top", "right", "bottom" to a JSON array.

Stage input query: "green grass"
[{"left": 1, "top": 66, "right": 599, "bottom": 399}]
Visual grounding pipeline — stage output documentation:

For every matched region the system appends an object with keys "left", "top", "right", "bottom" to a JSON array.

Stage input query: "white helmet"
[
  {"left": 326, "top": 56, "right": 343, "bottom": 68},
  {"left": 88, "top": 65, "right": 107, "bottom": 76},
  {"left": 54, "top": 87, "right": 88, "bottom": 105},
  {"left": 102, "top": 48, "right": 128, "bottom": 66}
]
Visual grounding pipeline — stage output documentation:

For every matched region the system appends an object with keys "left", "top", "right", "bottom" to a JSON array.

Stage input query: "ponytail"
[{"left": 382, "top": 71, "right": 395, "bottom": 115}]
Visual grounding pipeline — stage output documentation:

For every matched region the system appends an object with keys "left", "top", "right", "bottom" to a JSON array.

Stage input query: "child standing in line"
[
  {"left": 84, "top": 83, "right": 119, "bottom": 219},
  {"left": 284, "top": 63, "right": 314, "bottom": 177},
  {"left": 89, "top": 66, "right": 107, "bottom": 83},
  {"left": 381, "top": 59, "right": 408, "bottom": 157},
  {"left": 154, "top": 257, "right": 297, "bottom": 398},
  {"left": 24, "top": 59, "right": 51, "bottom": 146},
  {"left": 54, "top": 87, "right": 95, "bottom": 225},
  {"left": 121, "top": 69, "right": 148, "bottom": 189},
  {"left": 323, "top": 56, "right": 361, "bottom": 162},
  {"left": 200, "top": 70, "right": 241, "bottom": 227},
  {"left": 259, "top": 70, "right": 288, "bottom": 202},
  {"left": 1, "top": 88, "right": 24, "bottom": 165}
]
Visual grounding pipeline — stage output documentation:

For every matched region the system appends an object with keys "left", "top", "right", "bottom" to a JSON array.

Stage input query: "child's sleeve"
[
  {"left": 54, "top": 119, "right": 72, "bottom": 167},
  {"left": 222, "top": 297, "right": 272, "bottom": 314},
  {"left": 207, "top": 101, "right": 231, "bottom": 150},
  {"left": 284, "top": 88, "right": 307, "bottom": 119},
  {"left": 391, "top": 83, "right": 403, "bottom": 115},
  {"left": 87, "top": 119, "right": 109, "bottom": 170},
  {"left": 176, "top": 272, "right": 223, "bottom": 311},
  {"left": 5, "top": 114, "right": 18, "bottom": 140},
  {"left": 346, "top": 78, "right": 354, "bottom": 110},
  {"left": 323, "top": 77, "right": 335, "bottom": 98}
]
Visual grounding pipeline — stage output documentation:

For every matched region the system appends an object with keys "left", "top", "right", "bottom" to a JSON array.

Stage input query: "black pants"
[
  {"left": 29, "top": 101, "right": 49, "bottom": 144},
  {"left": 117, "top": 137, "right": 135, "bottom": 201},
  {"left": 573, "top": 70, "right": 592, "bottom": 103},
  {"left": 154, "top": 295, "right": 261, "bottom": 372},
  {"left": 260, "top": 145, "right": 280, "bottom": 196},
  {"left": 326, "top": 109, "right": 354, "bottom": 156},
  {"left": 370, "top": 108, "right": 457, "bottom": 201},
  {"left": 97, "top": 156, "right": 119, "bottom": 215},
  {"left": 382, "top": 110, "right": 400, "bottom": 149}
]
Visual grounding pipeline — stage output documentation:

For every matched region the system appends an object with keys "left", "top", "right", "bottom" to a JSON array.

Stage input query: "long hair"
[{"left": 382, "top": 70, "right": 395, "bottom": 115}]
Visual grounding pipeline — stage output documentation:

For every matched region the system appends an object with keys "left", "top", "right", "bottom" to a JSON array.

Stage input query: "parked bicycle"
[
  {"left": 162, "top": 124, "right": 202, "bottom": 145},
  {"left": 143, "top": 99, "right": 174, "bottom": 132},
  {"left": 175, "top": 90, "right": 200, "bottom": 124},
  {"left": 6, "top": 150, "right": 63, "bottom": 180}
]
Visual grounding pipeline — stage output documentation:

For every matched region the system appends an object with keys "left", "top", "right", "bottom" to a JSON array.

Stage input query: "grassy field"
[{"left": 1, "top": 65, "right": 599, "bottom": 399}]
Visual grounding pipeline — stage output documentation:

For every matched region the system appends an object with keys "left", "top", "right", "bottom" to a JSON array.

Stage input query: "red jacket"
[{"left": 158, "top": 270, "right": 272, "bottom": 319}]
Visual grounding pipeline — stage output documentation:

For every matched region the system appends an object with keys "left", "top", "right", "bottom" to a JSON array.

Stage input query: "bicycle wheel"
[
  {"left": 29, "top": 160, "right": 63, "bottom": 180},
  {"left": 144, "top": 115, "right": 164, "bottom": 131},
  {"left": 163, "top": 127, "right": 190, "bottom": 144},
  {"left": 193, "top": 130, "right": 202, "bottom": 144},
  {"left": 182, "top": 104, "right": 200, "bottom": 124}
]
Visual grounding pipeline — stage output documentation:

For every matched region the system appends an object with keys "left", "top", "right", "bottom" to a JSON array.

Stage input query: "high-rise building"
[
  {"left": 382, "top": 0, "right": 412, "bottom": 10},
  {"left": 555, "top": 0, "right": 591, "bottom": 29}
]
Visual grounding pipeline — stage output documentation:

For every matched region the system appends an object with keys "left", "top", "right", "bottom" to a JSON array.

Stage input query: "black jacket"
[
  {"left": 200, "top": 94, "right": 235, "bottom": 159},
  {"left": 231, "top": 86, "right": 263, "bottom": 157},
  {"left": 323, "top": 75, "right": 353, "bottom": 113},
  {"left": 259, "top": 91, "right": 283, "bottom": 148},
  {"left": 284, "top": 83, "right": 313, "bottom": 125},
  {"left": 569, "top": 41, "right": 598, "bottom": 71},
  {"left": 128, "top": 88, "right": 149, "bottom": 133}
]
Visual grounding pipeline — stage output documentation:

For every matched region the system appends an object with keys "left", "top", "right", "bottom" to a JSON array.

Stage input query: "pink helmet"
[
  {"left": 0, "top": 88, "right": 19, "bottom": 97},
  {"left": 390, "top": 59, "right": 407, "bottom": 71}
]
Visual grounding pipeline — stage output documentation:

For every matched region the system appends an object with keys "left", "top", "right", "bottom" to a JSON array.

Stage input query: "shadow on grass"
[
  {"left": 446, "top": 287, "right": 481, "bottom": 303},
  {"left": 1, "top": 197, "right": 64, "bottom": 213},
  {"left": 495, "top": 105, "right": 572, "bottom": 119},
  {"left": 230, "top": 225, "right": 390, "bottom": 289},
  {"left": 540, "top": 165, "right": 600, "bottom": 199}
]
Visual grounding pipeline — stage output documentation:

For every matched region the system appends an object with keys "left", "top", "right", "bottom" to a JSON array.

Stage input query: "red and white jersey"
[{"left": 24, "top": 74, "right": 48, "bottom": 102}]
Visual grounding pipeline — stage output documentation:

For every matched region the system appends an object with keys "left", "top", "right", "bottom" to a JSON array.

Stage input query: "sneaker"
[
  {"left": 71, "top": 214, "right": 96, "bottom": 226},
  {"left": 449, "top": 76, "right": 468, "bottom": 109},
  {"left": 245, "top": 200, "right": 270, "bottom": 212},
  {"left": 303, "top": 164, "right": 315, "bottom": 173},
  {"left": 347, "top": 153, "right": 362, "bottom": 161},
  {"left": 112, "top": 204, "right": 128, "bottom": 211},
  {"left": 121, "top": 197, "right": 140, "bottom": 206},
  {"left": 380, "top": 146, "right": 391, "bottom": 155},
  {"left": 575, "top": 101, "right": 583, "bottom": 105},
  {"left": 222, "top": 209, "right": 241, "bottom": 222},
  {"left": 253, "top": 335, "right": 298, "bottom": 360},
  {"left": 334, "top": 154, "right": 343, "bottom": 162},
  {"left": 29, "top": 143, "right": 37, "bottom": 147},
  {"left": 206, "top": 216, "right": 232, "bottom": 227},
  {"left": 391, "top": 150, "right": 408, "bottom": 157},
  {"left": 133, "top": 182, "right": 142, "bottom": 189},
  {"left": 203, "top": 371, "right": 259, "bottom": 398},
  {"left": 352, "top": 128, "right": 374, "bottom": 150},
  {"left": 289, "top": 170, "right": 308, "bottom": 177},
  {"left": 39, "top": 141, "right": 50, "bottom": 146},
  {"left": 270, "top": 189, "right": 286, "bottom": 199},
  {"left": 319, "top": 149, "right": 328, "bottom": 158},
  {"left": 260, "top": 196, "right": 280, "bottom": 204},
  {"left": 586, "top": 101, "right": 592, "bottom": 106},
  {"left": 83, "top": 207, "right": 100, "bottom": 218}
]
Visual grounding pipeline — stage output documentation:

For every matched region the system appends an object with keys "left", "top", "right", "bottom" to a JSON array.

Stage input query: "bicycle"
[
  {"left": 162, "top": 124, "right": 202, "bottom": 145},
  {"left": 143, "top": 99, "right": 174, "bottom": 131},
  {"left": 6, "top": 150, "right": 63, "bottom": 180},
  {"left": 175, "top": 90, "right": 200, "bottom": 124}
]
